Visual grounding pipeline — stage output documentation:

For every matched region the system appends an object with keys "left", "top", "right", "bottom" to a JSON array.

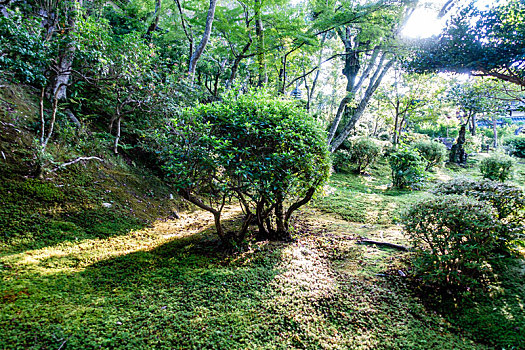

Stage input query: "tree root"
[{"left": 50, "top": 156, "right": 104, "bottom": 172}]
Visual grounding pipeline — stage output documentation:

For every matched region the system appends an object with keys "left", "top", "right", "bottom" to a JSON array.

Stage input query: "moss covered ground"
[{"left": 1, "top": 84, "right": 524, "bottom": 349}]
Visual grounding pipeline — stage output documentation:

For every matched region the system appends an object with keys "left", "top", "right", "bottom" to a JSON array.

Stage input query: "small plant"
[
  {"left": 479, "top": 153, "right": 515, "bottom": 182},
  {"left": 504, "top": 136, "right": 525, "bottom": 158},
  {"left": 347, "top": 137, "right": 382, "bottom": 173},
  {"left": 402, "top": 195, "right": 501, "bottom": 291},
  {"left": 412, "top": 140, "right": 447, "bottom": 170},
  {"left": 389, "top": 146, "right": 425, "bottom": 189}
]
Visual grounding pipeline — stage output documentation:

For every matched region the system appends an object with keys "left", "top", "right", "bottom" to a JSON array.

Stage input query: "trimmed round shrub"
[
  {"left": 479, "top": 153, "right": 515, "bottom": 182},
  {"left": 504, "top": 136, "right": 525, "bottom": 158},
  {"left": 412, "top": 140, "right": 447, "bottom": 170},
  {"left": 389, "top": 146, "right": 425, "bottom": 189},
  {"left": 434, "top": 177, "right": 525, "bottom": 253},
  {"left": 402, "top": 195, "right": 501, "bottom": 291},
  {"left": 152, "top": 90, "right": 331, "bottom": 242},
  {"left": 347, "top": 137, "right": 382, "bottom": 173}
]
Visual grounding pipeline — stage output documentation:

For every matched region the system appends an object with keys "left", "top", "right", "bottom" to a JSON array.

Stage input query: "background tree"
[{"left": 411, "top": 0, "right": 525, "bottom": 87}]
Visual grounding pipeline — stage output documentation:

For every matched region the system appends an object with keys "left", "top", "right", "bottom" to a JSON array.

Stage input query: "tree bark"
[
  {"left": 492, "top": 114, "right": 498, "bottom": 148},
  {"left": 329, "top": 58, "right": 394, "bottom": 152},
  {"left": 146, "top": 0, "right": 162, "bottom": 37},
  {"left": 326, "top": 45, "right": 381, "bottom": 147},
  {"left": 470, "top": 114, "right": 476, "bottom": 136},
  {"left": 49, "top": 0, "right": 81, "bottom": 100},
  {"left": 188, "top": 0, "right": 217, "bottom": 82},
  {"left": 254, "top": 0, "right": 267, "bottom": 86},
  {"left": 174, "top": 0, "right": 193, "bottom": 66}
]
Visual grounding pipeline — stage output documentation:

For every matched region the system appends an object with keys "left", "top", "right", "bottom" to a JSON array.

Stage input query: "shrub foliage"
[
  {"left": 505, "top": 136, "right": 525, "bottom": 158},
  {"left": 403, "top": 195, "right": 501, "bottom": 291},
  {"left": 389, "top": 146, "right": 425, "bottom": 189},
  {"left": 404, "top": 177, "right": 525, "bottom": 292},
  {"left": 152, "top": 91, "right": 331, "bottom": 243},
  {"left": 413, "top": 140, "right": 447, "bottom": 170},
  {"left": 479, "top": 153, "right": 515, "bottom": 182}
]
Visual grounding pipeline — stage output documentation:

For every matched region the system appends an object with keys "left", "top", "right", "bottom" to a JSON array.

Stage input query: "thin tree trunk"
[
  {"left": 470, "top": 114, "right": 476, "bottom": 136},
  {"left": 174, "top": 0, "right": 193, "bottom": 66},
  {"left": 113, "top": 115, "right": 121, "bottom": 154},
  {"left": 146, "top": 0, "right": 162, "bottom": 37},
  {"left": 254, "top": 0, "right": 267, "bottom": 86},
  {"left": 188, "top": 0, "right": 217, "bottom": 82},
  {"left": 492, "top": 115, "right": 498, "bottom": 147},
  {"left": 51, "top": 0, "right": 81, "bottom": 100},
  {"left": 226, "top": 40, "right": 252, "bottom": 90}
]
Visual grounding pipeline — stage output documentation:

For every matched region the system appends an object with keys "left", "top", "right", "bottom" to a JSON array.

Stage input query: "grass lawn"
[{"left": 1, "top": 154, "right": 524, "bottom": 349}]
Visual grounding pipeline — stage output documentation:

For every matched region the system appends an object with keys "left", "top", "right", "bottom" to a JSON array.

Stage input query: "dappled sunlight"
[{"left": 0, "top": 207, "right": 242, "bottom": 276}]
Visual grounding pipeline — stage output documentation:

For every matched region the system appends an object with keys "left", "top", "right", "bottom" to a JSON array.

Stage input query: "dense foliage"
[
  {"left": 412, "top": 139, "right": 447, "bottom": 170},
  {"left": 410, "top": 0, "right": 525, "bottom": 87},
  {"left": 479, "top": 153, "right": 515, "bottom": 182},
  {"left": 434, "top": 177, "right": 525, "bottom": 253},
  {"left": 403, "top": 195, "right": 502, "bottom": 292},
  {"left": 505, "top": 136, "right": 525, "bottom": 158},
  {"left": 389, "top": 146, "right": 425, "bottom": 189},
  {"left": 348, "top": 137, "right": 382, "bottom": 173},
  {"left": 151, "top": 91, "right": 330, "bottom": 243}
]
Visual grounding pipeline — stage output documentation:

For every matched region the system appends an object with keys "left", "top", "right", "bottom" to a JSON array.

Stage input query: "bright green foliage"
[
  {"left": 0, "top": 13, "right": 50, "bottom": 85},
  {"left": 347, "top": 137, "right": 382, "bottom": 173},
  {"left": 389, "top": 146, "right": 425, "bottom": 189},
  {"left": 412, "top": 140, "right": 447, "bottom": 170},
  {"left": 153, "top": 91, "right": 331, "bottom": 241},
  {"left": 403, "top": 195, "right": 501, "bottom": 292},
  {"left": 479, "top": 153, "right": 515, "bottom": 182},
  {"left": 505, "top": 136, "right": 525, "bottom": 158}
]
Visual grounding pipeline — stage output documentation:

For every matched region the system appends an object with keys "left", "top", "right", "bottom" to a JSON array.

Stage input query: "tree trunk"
[
  {"left": 470, "top": 114, "right": 476, "bottom": 136},
  {"left": 326, "top": 44, "right": 383, "bottom": 149},
  {"left": 188, "top": 0, "right": 217, "bottom": 82},
  {"left": 146, "top": 0, "right": 162, "bottom": 37},
  {"left": 174, "top": 0, "right": 193, "bottom": 67},
  {"left": 226, "top": 40, "right": 252, "bottom": 90},
  {"left": 329, "top": 58, "right": 394, "bottom": 152},
  {"left": 113, "top": 115, "right": 121, "bottom": 154},
  {"left": 254, "top": 0, "right": 267, "bottom": 86},
  {"left": 492, "top": 115, "right": 498, "bottom": 148},
  {"left": 49, "top": 0, "right": 81, "bottom": 100}
]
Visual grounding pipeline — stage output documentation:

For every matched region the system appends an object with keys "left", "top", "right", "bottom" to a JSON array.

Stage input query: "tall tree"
[
  {"left": 188, "top": 0, "right": 218, "bottom": 82},
  {"left": 312, "top": 0, "right": 414, "bottom": 152},
  {"left": 411, "top": 0, "right": 525, "bottom": 87}
]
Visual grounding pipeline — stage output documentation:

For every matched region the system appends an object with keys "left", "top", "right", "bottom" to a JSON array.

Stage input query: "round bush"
[
  {"left": 412, "top": 140, "right": 447, "bottom": 170},
  {"left": 479, "top": 153, "right": 515, "bottom": 182},
  {"left": 389, "top": 146, "right": 425, "bottom": 189},
  {"left": 434, "top": 177, "right": 525, "bottom": 253},
  {"left": 348, "top": 137, "right": 382, "bottom": 173},
  {"left": 402, "top": 195, "right": 501, "bottom": 291},
  {"left": 154, "top": 90, "right": 331, "bottom": 242},
  {"left": 504, "top": 136, "right": 525, "bottom": 158}
]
